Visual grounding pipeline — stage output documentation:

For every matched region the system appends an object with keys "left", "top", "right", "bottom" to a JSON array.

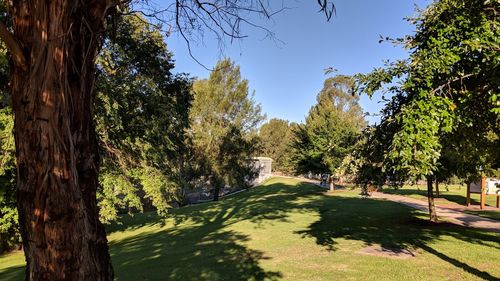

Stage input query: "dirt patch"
[{"left": 357, "top": 245, "right": 417, "bottom": 259}]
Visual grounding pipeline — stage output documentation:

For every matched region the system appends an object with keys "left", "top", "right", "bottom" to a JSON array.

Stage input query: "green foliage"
[
  {"left": 94, "top": 15, "right": 193, "bottom": 222},
  {"left": 0, "top": 108, "right": 14, "bottom": 177},
  {"left": 356, "top": 0, "right": 500, "bottom": 181},
  {"left": 0, "top": 39, "right": 19, "bottom": 252},
  {"left": 291, "top": 75, "right": 366, "bottom": 176},
  {"left": 0, "top": 109, "right": 18, "bottom": 253},
  {"left": 135, "top": 167, "right": 179, "bottom": 215},
  {"left": 0, "top": 203, "right": 20, "bottom": 253},
  {"left": 190, "top": 58, "right": 265, "bottom": 194},
  {"left": 97, "top": 173, "right": 143, "bottom": 224},
  {"left": 219, "top": 125, "right": 259, "bottom": 188},
  {"left": 0, "top": 153, "right": 18, "bottom": 254},
  {"left": 0, "top": 5, "right": 9, "bottom": 109},
  {"left": 258, "top": 118, "right": 295, "bottom": 174}
]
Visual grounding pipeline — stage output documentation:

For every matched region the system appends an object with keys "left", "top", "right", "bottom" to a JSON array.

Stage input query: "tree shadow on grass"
[
  {"left": 107, "top": 179, "right": 499, "bottom": 280},
  {"left": 109, "top": 208, "right": 282, "bottom": 280},
  {"left": 0, "top": 265, "right": 24, "bottom": 281},
  {"left": 106, "top": 179, "right": 325, "bottom": 280},
  {"left": 3, "top": 178, "right": 498, "bottom": 280},
  {"left": 106, "top": 211, "right": 169, "bottom": 234},
  {"left": 295, "top": 193, "right": 500, "bottom": 280},
  {"left": 170, "top": 181, "right": 318, "bottom": 226},
  {"left": 106, "top": 180, "right": 318, "bottom": 235}
]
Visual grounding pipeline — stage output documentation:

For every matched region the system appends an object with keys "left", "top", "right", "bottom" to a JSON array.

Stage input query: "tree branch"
[{"left": 0, "top": 21, "right": 26, "bottom": 69}]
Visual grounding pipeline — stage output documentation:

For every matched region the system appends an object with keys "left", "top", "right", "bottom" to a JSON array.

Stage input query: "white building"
[{"left": 249, "top": 157, "right": 273, "bottom": 185}]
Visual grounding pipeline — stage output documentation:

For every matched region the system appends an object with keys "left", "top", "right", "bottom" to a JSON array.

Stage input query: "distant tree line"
[{"left": 257, "top": 75, "right": 366, "bottom": 184}]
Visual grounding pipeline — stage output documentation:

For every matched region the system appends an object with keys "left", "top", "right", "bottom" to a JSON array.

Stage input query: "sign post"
[{"left": 467, "top": 177, "right": 500, "bottom": 209}]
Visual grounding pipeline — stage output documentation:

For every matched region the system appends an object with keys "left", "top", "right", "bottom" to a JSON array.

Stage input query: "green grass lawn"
[
  {"left": 381, "top": 184, "right": 500, "bottom": 221},
  {"left": 1, "top": 177, "right": 499, "bottom": 280}
]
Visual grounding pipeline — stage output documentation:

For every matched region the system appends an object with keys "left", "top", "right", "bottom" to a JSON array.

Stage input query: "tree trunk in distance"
[
  {"left": 435, "top": 180, "right": 440, "bottom": 197},
  {"left": 213, "top": 185, "right": 220, "bottom": 201},
  {"left": 427, "top": 176, "right": 438, "bottom": 222},
  {"left": 10, "top": 0, "right": 114, "bottom": 279}
]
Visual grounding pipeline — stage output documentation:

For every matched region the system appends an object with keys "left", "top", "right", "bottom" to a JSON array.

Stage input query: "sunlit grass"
[{"left": 1, "top": 177, "right": 499, "bottom": 280}]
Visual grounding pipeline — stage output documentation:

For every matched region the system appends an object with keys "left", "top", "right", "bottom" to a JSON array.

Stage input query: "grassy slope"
[
  {"left": 0, "top": 177, "right": 499, "bottom": 280},
  {"left": 381, "top": 184, "right": 500, "bottom": 221}
]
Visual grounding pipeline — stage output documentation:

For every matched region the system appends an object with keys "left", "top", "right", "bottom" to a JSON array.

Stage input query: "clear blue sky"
[{"left": 163, "top": 0, "right": 430, "bottom": 124}]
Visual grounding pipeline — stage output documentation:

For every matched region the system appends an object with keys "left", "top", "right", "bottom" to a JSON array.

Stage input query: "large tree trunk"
[
  {"left": 427, "top": 176, "right": 438, "bottom": 222},
  {"left": 9, "top": 0, "right": 114, "bottom": 279}
]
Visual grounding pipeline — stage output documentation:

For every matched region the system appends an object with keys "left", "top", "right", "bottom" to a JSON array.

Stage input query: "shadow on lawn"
[
  {"left": 2, "top": 179, "right": 498, "bottom": 280},
  {"left": 106, "top": 181, "right": 312, "bottom": 235},
  {"left": 109, "top": 179, "right": 499, "bottom": 280},
  {"left": 108, "top": 181, "right": 317, "bottom": 280},
  {"left": 110, "top": 222, "right": 282, "bottom": 280},
  {"left": 0, "top": 265, "right": 24, "bottom": 281},
  {"left": 295, "top": 191, "right": 500, "bottom": 280}
]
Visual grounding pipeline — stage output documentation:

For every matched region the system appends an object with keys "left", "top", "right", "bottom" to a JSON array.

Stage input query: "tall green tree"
[
  {"left": 259, "top": 118, "right": 295, "bottom": 174},
  {"left": 190, "top": 58, "right": 265, "bottom": 201},
  {"left": 95, "top": 15, "right": 193, "bottom": 223},
  {"left": 356, "top": 0, "right": 499, "bottom": 221},
  {"left": 291, "top": 75, "right": 366, "bottom": 178}
]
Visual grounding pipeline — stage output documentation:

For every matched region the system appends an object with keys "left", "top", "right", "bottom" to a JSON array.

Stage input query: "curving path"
[{"left": 371, "top": 192, "right": 500, "bottom": 233}]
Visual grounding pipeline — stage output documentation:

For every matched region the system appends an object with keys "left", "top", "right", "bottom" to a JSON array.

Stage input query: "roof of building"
[{"left": 251, "top": 156, "right": 273, "bottom": 161}]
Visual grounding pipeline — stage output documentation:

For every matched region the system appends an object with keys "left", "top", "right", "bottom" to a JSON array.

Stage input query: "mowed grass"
[
  {"left": 381, "top": 184, "right": 500, "bottom": 221},
  {"left": 0, "top": 177, "right": 499, "bottom": 280}
]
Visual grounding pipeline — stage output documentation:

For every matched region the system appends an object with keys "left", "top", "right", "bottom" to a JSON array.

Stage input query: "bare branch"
[
  {"left": 176, "top": 0, "right": 212, "bottom": 71},
  {"left": 122, "top": 0, "right": 335, "bottom": 69},
  {"left": 0, "top": 21, "right": 26, "bottom": 69},
  {"left": 431, "top": 73, "right": 476, "bottom": 97}
]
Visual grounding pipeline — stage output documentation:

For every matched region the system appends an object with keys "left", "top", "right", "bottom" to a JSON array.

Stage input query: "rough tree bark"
[
  {"left": 427, "top": 176, "right": 438, "bottom": 222},
  {"left": 6, "top": 0, "right": 114, "bottom": 279}
]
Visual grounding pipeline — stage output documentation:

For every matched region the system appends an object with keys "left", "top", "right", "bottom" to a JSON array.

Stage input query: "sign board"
[
  {"left": 467, "top": 177, "right": 500, "bottom": 209},
  {"left": 469, "top": 181, "right": 482, "bottom": 193},
  {"left": 486, "top": 178, "right": 500, "bottom": 195},
  {"left": 470, "top": 178, "right": 500, "bottom": 194}
]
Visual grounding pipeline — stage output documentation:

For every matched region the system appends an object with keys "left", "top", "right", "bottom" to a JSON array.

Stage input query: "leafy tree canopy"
[
  {"left": 95, "top": 14, "right": 193, "bottom": 222},
  {"left": 259, "top": 118, "right": 295, "bottom": 174},
  {"left": 190, "top": 58, "right": 265, "bottom": 200},
  {"left": 292, "top": 75, "right": 366, "bottom": 175},
  {"left": 356, "top": 0, "right": 499, "bottom": 180}
]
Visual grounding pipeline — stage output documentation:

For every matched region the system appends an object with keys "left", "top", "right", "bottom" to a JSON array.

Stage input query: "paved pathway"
[
  {"left": 372, "top": 192, "right": 500, "bottom": 233},
  {"left": 285, "top": 176, "right": 500, "bottom": 233}
]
